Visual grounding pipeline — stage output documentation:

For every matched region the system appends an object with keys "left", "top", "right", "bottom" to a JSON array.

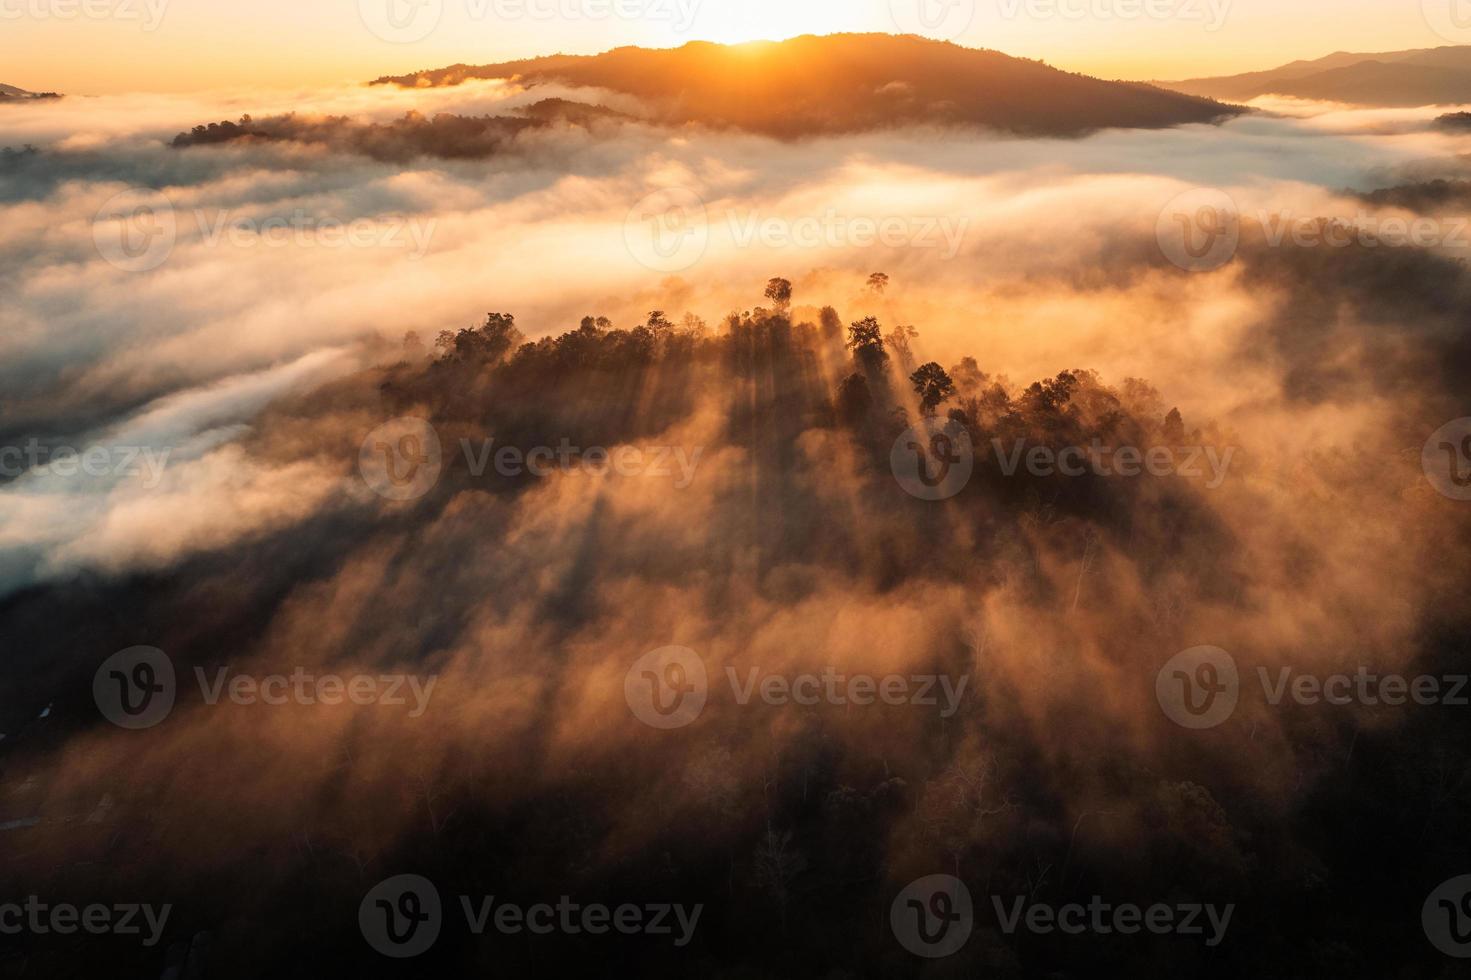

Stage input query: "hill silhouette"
[
  {"left": 0, "top": 84, "right": 59, "bottom": 101},
  {"left": 372, "top": 34, "right": 1242, "bottom": 138},
  {"left": 1163, "top": 45, "right": 1471, "bottom": 106}
]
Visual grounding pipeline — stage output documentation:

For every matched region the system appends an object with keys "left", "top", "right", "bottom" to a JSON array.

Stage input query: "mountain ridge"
[
  {"left": 0, "top": 84, "right": 60, "bottom": 101},
  {"left": 1161, "top": 45, "right": 1471, "bottom": 106},
  {"left": 371, "top": 34, "right": 1242, "bottom": 138}
]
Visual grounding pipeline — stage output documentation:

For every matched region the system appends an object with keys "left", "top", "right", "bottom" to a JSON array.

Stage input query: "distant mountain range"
[
  {"left": 373, "top": 34, "right": 1242, "bottom": 138},
  {"left": 1162, "top": 46, "right": 1471, "bottom": 106},
  {"left": 0, "top": 84, "right": 60, "bottom": 101}
]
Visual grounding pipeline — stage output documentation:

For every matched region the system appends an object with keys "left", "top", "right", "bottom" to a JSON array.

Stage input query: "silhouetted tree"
[
  {"left": 435, "top": 313, "right": 523, "bottom": 363},
  {"left": 402, "top": 330, "right": 427, "bottom": 360},
  {"left": 949, "top": 356, "right": 986, "bottom": 394},
  {"left": 846, "top": 316, "right": 884, "bottom": 353},
  {"left": 836, "top": 373, "right": 873, "bottom": 425},
  {"left": 1163, "top": 407, "right": 1185, "bottom": 443},
  {"left": 886, "top": 324, "right": 919, "bottom": 366},
  {"left": 867, "top": 272, "right": 889, "bottom": 294},
  {"left": 910, "top": 362, "right": 956, "bottom": 415},
  {"left": 764, "top": 278, "right": 792, "bottom": 311}
]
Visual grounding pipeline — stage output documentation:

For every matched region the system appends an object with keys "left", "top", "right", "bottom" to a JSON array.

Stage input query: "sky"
[{"left": 2, "top": 0, "right": 1467, "bottom": 96}]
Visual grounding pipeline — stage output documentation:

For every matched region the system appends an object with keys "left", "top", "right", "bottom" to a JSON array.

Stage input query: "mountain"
[
  {"left": 1162, "top": 46, "right": 1471, "bottom": 106},
  {"left": 372, "top": 34, "right": 1242, "bottom": 138},
  {"left": 0, "top": 84, "right": 60, "bottom": 101}
]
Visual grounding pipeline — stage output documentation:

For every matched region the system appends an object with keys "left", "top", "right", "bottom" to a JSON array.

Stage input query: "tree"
[
  {"left": 836, "top": 373, "right": 872, "bottom": 425},
  {"left": 949, "top": 356, "right": 986, "bottom": 393},
  {"left": 763, "top": 277, "right": 792, "bottom": 311},
  {"left": 1163, "top": 407, "right": 1185, "bottom": 443},
  {"left": 818, "top": 306, "right": 843, "bottom": 342},
  {"left": 886, "top": 324, "right": 919, "bottom": 363},
  {"left": 435, "top": 313, "right": 523, "bottom": 364},
  {"left": 846, "top": 316, "right": 883, "bottom": 353},
  {"left": 867, "top": 272, "right": 889, "bottom": 294},
  {"left": 402, "top": 330, "right": 426, "bottom": 360},
  {"left": 910, "top": 362, "right": 956, "bottom": 415},
  {"left": 847, "top": 316, "right": 888, "bottom": 372}
]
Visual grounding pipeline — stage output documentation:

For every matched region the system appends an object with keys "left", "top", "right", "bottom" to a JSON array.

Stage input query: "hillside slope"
[
  {"left": 1163, "top": 45, "right": 1471, "bottom": 106},
  {"left": 373, "top": 34, "right": 1242, "bottom": 138}
]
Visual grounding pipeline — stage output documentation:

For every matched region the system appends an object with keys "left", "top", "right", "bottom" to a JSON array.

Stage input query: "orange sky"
[{"left": 1, "top": 0, "right": 1462, "bottom": 94}]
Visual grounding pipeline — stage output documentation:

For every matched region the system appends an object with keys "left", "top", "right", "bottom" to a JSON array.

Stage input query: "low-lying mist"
[{"left": 2, "top": 82, "right": 1469, "bottom": 977}]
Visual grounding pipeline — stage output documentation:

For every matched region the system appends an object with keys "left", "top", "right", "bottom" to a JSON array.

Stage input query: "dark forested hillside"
[{"left": 372, "top": 34, "right": 1242, "bottom": 138}]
